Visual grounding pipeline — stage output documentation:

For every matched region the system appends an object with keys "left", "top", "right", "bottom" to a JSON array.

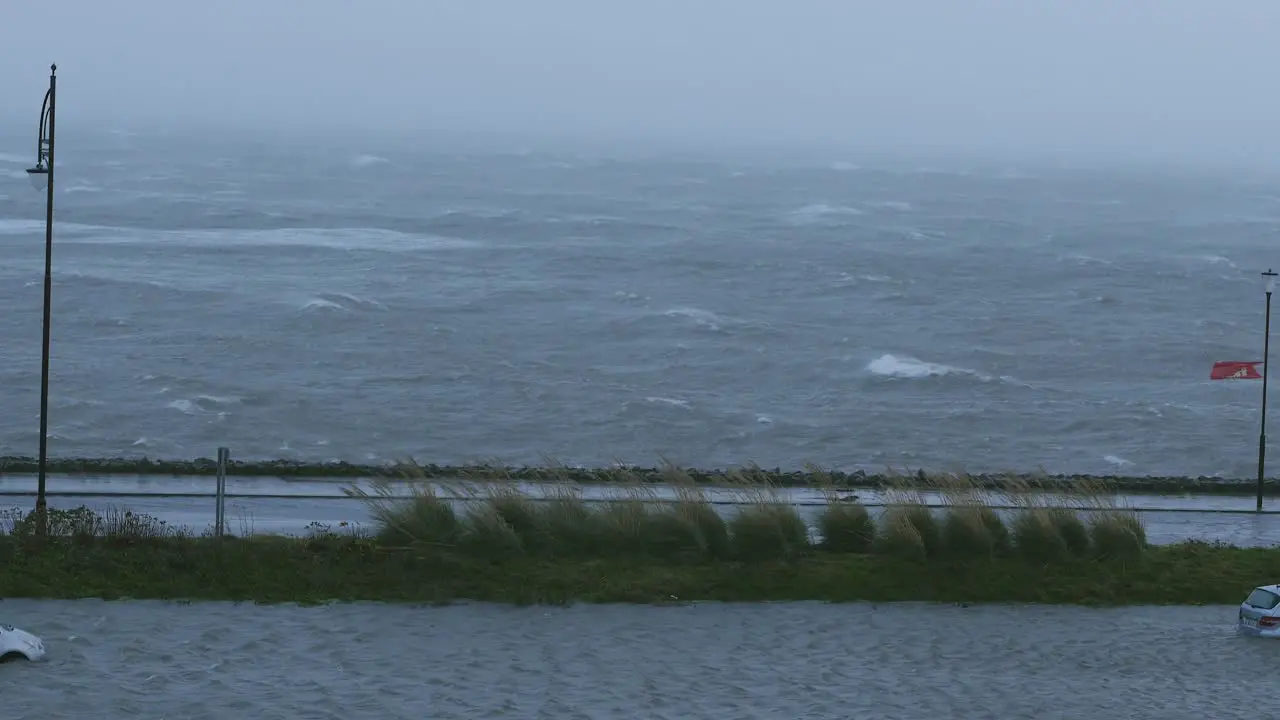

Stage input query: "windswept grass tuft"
[
  {"left": 724, "top": 476, "right": 810, "bottom": 561},
  {"left": 874, "top": 509, "right": 929, "bottom": 561},
  {"left": 460, "top": 503, "right": 525, "bottom": 558},
  {"left": 880, "top": 474, "right": 942, "bottom": 557},
  {"left": 1090, "top": 511, "right": 1147, "bottom": 560},
  {"left": 338, "top": 459, "right": 1149, "bottom": 567},
  {"left": 816, "top": 502, "right": 876, "bottom": 553},
  {"left": 809, "top": 463, "right": 876, "bottom": 554},
  {"left": 1011, "top": 509, "right": 1070, "bottom": 562},
  {"left": 943, "top": 506, "right": 1006, "bottom": 558},
  {"left": 1048, "top": 507, "right": 1091, "bottom": 556}
]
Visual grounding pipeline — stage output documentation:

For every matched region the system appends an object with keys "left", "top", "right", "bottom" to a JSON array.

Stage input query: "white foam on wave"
[
  {"left": 838, "top": 272, "right": 895, "bottom": 285},
  {"left": 613, "top": 291, "right": 649, "bottom": 304},
  {"left": 165, "top": 399, "right": 198, "bottom": 415},
  {"left": 298, "top": 292, "right": 388, "bottom": 314},
  {"left": 195, "top": 394, "right": 240, "bottom": 405},
  {"left": 662, "top": 307, "right": 730, "bottom": 332},
  {"left": 865, "top": 200, "right": 914, "bottom": 211},
  {"left": 1058, "top": 253, "right": 1114, "bottom": 267},
  {"left": 351, "top": 154, "right": 390, "bottom": 168},
  {"left": 1103, "top": 455, "right": 1133, "bottom": 467},
  {"left": 166, "top": 395, "right": 239, "bottom": 416},
  {"left": 1191, "top": 254, "right": 1237, "bottom": 268},
  {"left": 301, "top": 298, "right": 346, "bottom": 312},
  {"left": 644, "top": 396, "right": 692, "bottom": 410},
  {"left": 785, "top": 203, "right": 865, "bottom": 225},
  {"left": 866, "top": 353, "right": 993, "bottom": 382}
]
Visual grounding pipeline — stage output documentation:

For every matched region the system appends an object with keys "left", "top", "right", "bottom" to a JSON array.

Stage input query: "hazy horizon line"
[{"left": 3, "top": 111, "right": 1280, "bottom": 181}]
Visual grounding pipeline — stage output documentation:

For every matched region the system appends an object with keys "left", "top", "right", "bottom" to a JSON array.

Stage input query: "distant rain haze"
[{"left": 2, "top": 0, "right": 1280, "bottom": 168}]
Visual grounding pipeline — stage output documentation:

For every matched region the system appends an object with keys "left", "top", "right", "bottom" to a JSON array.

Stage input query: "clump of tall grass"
[
  {"left": 534, "top": 485, "right": 598, "bottom": 558},
  {"left": 943, "top": 506, "right": 1008, "bottom": 558},
  {"left": 875, "top": 509, "right": 929, "bottom": 561},
  {"left": 1049, "top": 507, "right": 1091, "bottom": 555},
  {"left": 349, "top": 459, "right": 1147, "bottom": 565},
  {"left": 343, "top": 462, "right": 462, "bottom": 547},
  {"left": 594, "top": 487, "right": 656, "bottom": 556},
  {"left": 931, "top": 471, "right": 1011, "bottom": 558},
  {"left": 1089, "top": 510, "right": 1147, "bottom": 560},
  {"left": 875, "top": 472, "right": 943, "bottom": 557},
  {"left": 722, "top": 466, "right": 810, "bottom": 560},
  {"left": 459, "top": 502, "right": 525, "bottom": 557},
  {"left": 1010, "top": 509, "right": 1072, "bottom": 562},
  {"left": 657, "top": 478, "right": 732, "bottom": 561},
  {"left": 484, "top": 484, "right": 544, "bottom": 548},
  {"left": 994, "top": 474, "right": 1088, "bottom": 562},
  {"left": 810, "top": 463, "right": 876, "bottom": 553},
  {"left": 816, "top": 502, "right": 875, "bottom": 553}
]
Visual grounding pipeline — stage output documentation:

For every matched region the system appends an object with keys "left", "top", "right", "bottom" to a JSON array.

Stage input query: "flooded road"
[
  {"left": 1, "top": 474, "right": 1279, "bottom": 545},
  {"left": 0, "top": 600, "right": 1271, "bottom": 719}
]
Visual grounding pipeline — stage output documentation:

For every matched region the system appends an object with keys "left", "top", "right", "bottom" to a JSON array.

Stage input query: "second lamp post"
[{"left": 24, "top": 63, "right": 57, "bottom": 526}]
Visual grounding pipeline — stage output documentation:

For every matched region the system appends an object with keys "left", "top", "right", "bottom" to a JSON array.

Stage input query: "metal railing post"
[{"left": 215, "top": 447, "right": 229, "bottom": 537}]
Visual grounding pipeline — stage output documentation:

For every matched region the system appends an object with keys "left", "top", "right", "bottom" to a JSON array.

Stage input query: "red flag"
[{"left": 1211, "top": 361, "right": 1263, "bottom": 380}]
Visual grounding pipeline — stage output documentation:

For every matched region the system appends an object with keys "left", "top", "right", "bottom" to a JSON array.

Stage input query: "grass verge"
[
  {"left": 0, "top": 466, "right": 1243, "bottom": 606},
  {"left": 0, "top": 528, "right": 1271, "bottom": 606}
]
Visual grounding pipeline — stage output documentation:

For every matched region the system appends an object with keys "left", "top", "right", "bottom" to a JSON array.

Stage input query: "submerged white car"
[
  {"left": 1238, "top": 585, "right": 1280, "bottom": 637},
  {"left": 0, "top": 624, "right": 44, "bottom": 662},
  {"left": 0, "top": 625, "right": 44, "bottom": 662}
]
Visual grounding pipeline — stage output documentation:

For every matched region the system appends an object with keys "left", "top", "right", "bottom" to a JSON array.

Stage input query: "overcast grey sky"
[{"left": 4, "top": 1, "right": 1280, "bottom": 166}]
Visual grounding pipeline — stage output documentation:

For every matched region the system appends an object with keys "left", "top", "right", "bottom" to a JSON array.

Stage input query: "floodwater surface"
[{"left": 0, "top": 600, "right": 1272, "bottom": 719}]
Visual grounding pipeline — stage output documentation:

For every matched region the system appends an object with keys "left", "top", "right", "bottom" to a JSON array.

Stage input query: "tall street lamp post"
[
  {"left": 23, "top": 64, "right": 56, "bottom": 528},
  {"left": 1259, "top": 269, "right": 1277, "bottom": 512}
]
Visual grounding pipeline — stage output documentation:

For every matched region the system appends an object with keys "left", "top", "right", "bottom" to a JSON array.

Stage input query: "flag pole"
[{"left": 1260, "top": 269, "right": 1277, "bottom": 512}]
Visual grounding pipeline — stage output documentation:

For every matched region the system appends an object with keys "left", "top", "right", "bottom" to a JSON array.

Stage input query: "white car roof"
[{"left": 1254, "top": 585, "right": 1280, "bottom": 594}]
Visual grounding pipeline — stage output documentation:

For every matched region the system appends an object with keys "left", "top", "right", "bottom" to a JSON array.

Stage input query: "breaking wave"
[
  {"left": 865, "top": 354, "right": 993, "bottom": 382},
  {"left": 784, "top": 203, "right": 865, "bottom": 225}
]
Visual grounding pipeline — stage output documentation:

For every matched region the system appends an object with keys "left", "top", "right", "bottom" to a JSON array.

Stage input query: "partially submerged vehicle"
[
  {"left": 1238, "top": 585, "right": 1280, "bottom": 637},
  {"left": 0, "top": 624, "right": 44, "bottom": 662}
]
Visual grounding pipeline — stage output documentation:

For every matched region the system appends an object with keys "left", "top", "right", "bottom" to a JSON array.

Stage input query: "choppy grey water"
[
  {"left": 0, "top": 129, "right": 1277, "bottom": 477},
  {"left": 0, "top": 599, "right": 1270, "bottom": 719}
]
